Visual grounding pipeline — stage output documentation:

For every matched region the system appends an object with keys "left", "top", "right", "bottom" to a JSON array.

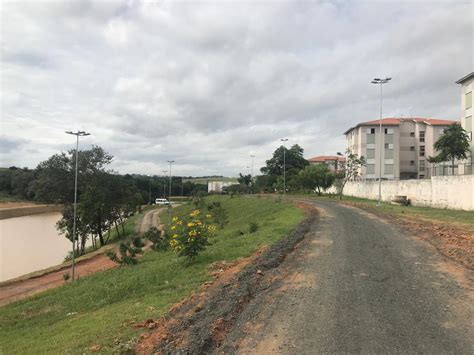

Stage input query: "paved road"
[{"left": 231, "top": 200, "right": 473, "bottom": 354}]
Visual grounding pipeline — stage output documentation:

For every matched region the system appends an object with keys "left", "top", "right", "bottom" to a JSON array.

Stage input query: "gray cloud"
[{"left": 1, "top": 0, "right": 472, "bottom": 176}]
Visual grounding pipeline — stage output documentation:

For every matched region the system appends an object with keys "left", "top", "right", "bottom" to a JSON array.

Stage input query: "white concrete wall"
[{"left": 334, "top": 175, "right": 474, "bottom": 210}]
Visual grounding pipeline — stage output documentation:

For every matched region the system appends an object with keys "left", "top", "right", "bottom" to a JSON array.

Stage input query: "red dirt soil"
[{"left": 0, "top": 254, "right": 117, "bottom": 306}]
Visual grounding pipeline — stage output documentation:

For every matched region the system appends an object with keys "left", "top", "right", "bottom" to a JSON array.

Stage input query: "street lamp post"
[
  {"left": 281, "top": 138, "right": 288, "bottom": 196},
  {"left": 167, "top": 160, "right": 175, "bottom": 211},
  {"left": 162, "top": 170, "right": 167, "bottom": 198},
  {"left": 250, "top": 155, "right": 255, "bottom": 188},
  {"left": 65, "top": 130, "right": 90, "bottom": 281},
  {"left": 371, "top": 77, "right": 391, "bottom": 206},
  {"left": 148, "top": 176, "right": 152, "bottom": 205}
]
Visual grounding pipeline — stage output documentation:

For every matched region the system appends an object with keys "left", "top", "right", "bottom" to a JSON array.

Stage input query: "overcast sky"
[{"left": 1, "top": 0, "right": 472, "bottom": 176}]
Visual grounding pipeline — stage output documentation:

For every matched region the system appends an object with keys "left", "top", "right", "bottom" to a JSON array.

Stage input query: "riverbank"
[
  {"left": 0, "top": 203, "right": 63, "bottom": 220},
  {"left": 0, "top": 206, "right": 161, "bottom": 304}
]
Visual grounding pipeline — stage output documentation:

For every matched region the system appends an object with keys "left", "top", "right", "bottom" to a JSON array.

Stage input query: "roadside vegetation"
[{"left": 0, "top": 196, "right": 304, "bottom": 354}]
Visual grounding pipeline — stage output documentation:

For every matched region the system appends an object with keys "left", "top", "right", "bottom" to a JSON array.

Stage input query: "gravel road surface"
[{"left": 225, "top": 200, "right": 473, "bottom": 354}]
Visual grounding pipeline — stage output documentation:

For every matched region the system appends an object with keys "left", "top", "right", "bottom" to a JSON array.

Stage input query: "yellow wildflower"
[
  {"left": 171, "top": 225, "right": 176, "bottom": 230},
  {"left": 172, "top": 217, "right": 179, "bottom": 222},
  {"left": 187, "top": 222, "right": 195, "bottom": 227}
]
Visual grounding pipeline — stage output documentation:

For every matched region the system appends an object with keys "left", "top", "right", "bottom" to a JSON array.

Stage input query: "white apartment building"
[
  {"left": 456, "top": 72, "right": 473, "bottom": 174},
  {"left": 345, "top": 117, "right": 457, "bottom": 180}
]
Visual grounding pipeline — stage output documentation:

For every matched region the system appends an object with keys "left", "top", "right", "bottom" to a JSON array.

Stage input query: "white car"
[{"left": 155, "top": 198, "right": 170, "bottom": 205}]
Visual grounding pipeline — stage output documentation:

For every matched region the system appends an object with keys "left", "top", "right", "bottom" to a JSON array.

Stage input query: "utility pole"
[
  {"left": 148, "top": 176, "right": 152, "bottom": 205},
  {"left": 371, "top": 77, "right": 392, "bottom": 206},
  {"left": 65, "top": 130, "right": 90, "bottom": 281},
  {"left": 250, "top": 155, "right": 255, "bottom": 191},
  {"left": 281, "top": 138, "right": 288, "bottom": 196},
  {"left": 162, "top": 170, "right": 167, "bottom": 198},
  {"left": 167, "top": 160, "right": 175, "bottom": 213}
]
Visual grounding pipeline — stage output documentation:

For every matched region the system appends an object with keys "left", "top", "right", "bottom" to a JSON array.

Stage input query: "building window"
[
  {"left": 384, "top": 164, "right": 394, "bottom": 175},
  {"left": 419, "top": 174, "right": 425, "bottom": 179},
  {"left": 419, "top": 160, "right": 425, "bottom": 171},
  {"left": 419, "top": 131, "right": 425, "bottom": 142},
  {"left": 384, "top": 128, "right": 394, "bottom": 134},
  {"left": 366, "top": 149, "right": 375, "bottom": 159},
  {"left": 384, "top": 143, "right": 394, "bottom": 149},
  {"left": 366, "top": 164, "right": 375, "bottom": 174},
  {"left": 466, "top": 91, "right": 472, "bottom": 109},
  {"left": 410, "top": 132, "right": 415, "bottom": 137},
  {"left": 410, "top": 146, "right": 415, "bottom": 151},
  {"left": 410, "top": 160, "right": 415, "bottom": 165},
  {"left": 420, "top": 146, "right": 425, "bottom": 157},
  {"left": 367, "top": 128, "right": 376, "bottom": 134}
]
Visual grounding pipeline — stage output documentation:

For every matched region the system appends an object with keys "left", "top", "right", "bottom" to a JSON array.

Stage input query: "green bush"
[
  {"left": 132, "top": 236, "right": 145, "bottom": 248},
  {"left": 170, "top": 210, "right": 217, "bottom": 261},
  {"left": 106, "top": 242, "right": 142, "bottom": 266},
  {"left": 143, "top": 227, "right": 168, "bottom": 251},
  {"left": 207, "top": 201, "right": 229, "bottom": 228},
  {"left": 249, "top": 222, "right": 259, "bottom": 233}
]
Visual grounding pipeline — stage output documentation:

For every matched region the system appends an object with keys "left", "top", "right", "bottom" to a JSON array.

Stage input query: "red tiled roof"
[
  {"left": 307, "top": 155, "right": 346, "bottom": 162},
  {"left": 360, "top": 117, "right": 457, "bottom": 126},
  {"left": 344, "top": 117, "right": 458, "bottom": 134}
]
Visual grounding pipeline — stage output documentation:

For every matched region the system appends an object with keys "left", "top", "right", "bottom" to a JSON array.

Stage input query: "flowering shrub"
[{"left": 170, "top": 210, "right": 217, "bottom": 260}]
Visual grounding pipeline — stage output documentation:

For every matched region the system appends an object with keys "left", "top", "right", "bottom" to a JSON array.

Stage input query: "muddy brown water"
[{"left": 0, "top": 212, "right": 72, "bottom": 282}]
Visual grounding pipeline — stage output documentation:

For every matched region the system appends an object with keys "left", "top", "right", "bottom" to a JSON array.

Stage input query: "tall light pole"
[
  {"left": 167, "top": 160, "right": 175, "bottom": 209},
  {"left": 148, "top": 176, "right": 152, "bottom": 205},
  {"left": 65, "top": 130, "right": 90, "bottom": 281},
  {"left": 162, "top": 170, "right": 167, "bottom": 198},
  {"left": 371, "top": 77, "right": 391, "bottom": 206},
  {"left": 250, "top": 155, "right": 255, "bottom": 185},
  {"left": 281, "top": 138, "right": 288, "bottom": 196}
]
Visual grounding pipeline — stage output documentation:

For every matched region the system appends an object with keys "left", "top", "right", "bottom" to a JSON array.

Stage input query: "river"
[{"left": 0, "top": 212, "right": 72, "bottom": 282}]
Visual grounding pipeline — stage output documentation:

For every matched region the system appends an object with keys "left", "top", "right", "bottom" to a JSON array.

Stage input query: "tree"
[
  {"left": 428, "top": 124, "right": 470, "bottom": 175},
  {"left": 261, "top": 144, "right": 308, "bottom": 177},
  {"left": 334, "top": 151, "right": 366, "bottom": 200},
  {"left": 238, "top": 173, "right": 252, "bottom": 191},
  {"left": 260, "top": 144, "right": 309, "bottom": 193},
  {"left": 297, "top": 164, "right": 335, "bottom": 195},
  {"left": 32, "top": 146, "right": 113, "bottom": 203}
]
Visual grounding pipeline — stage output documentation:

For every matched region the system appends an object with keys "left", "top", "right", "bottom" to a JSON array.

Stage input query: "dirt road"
[
  {"left": 137, "top": 207, "right": 163, "bottom": 234},
  {"left": 217, "top": 200, "right": 474, "bottom": 353},
  {"left": 0, "top": 207, "right": 161, "bottom": 306}
]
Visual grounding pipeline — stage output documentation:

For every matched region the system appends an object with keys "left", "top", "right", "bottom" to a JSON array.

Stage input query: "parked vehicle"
[{"left": 155, "top": 198, "right": 170, "bottom": 205}]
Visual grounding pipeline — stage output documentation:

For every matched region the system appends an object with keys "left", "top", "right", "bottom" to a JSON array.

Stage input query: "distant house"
[
  {"left": 307, "top": 155, "right": 345, "bottom": 172},
  {"left": 207, "top": 180, "right": 238, "bottom": 193}
]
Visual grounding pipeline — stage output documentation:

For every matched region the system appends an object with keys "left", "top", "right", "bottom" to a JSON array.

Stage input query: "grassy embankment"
[
  {"left": 0, "top": 196, "right": 304, "bottom": 354},
  {"left": 299, "top": 194, "right": 474, "bottom": 227}
]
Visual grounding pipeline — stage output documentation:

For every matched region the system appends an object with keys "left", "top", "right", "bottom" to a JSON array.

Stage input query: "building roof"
[
  {"left": 307, "top": 155, "right": 346, "bottom": 163},
  {"left": 344, "top": 117, "right": 457, "bottom": 135},
  {"left": 455, "top": 72, "right": 474, "bottom": 84}
]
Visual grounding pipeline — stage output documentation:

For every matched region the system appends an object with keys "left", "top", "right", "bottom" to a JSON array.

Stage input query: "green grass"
[
  {"left": 0, "top": 196, "right": 304, "bottom": 354},
  {"left": 303, "top": 194, "right": 474, "bottom": 226}
]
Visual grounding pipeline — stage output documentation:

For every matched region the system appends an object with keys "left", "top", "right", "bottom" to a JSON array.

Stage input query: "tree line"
[
  {"left": 230, "top": 144, "right": 365, "bottom": 197},
  {"left": 0, "top": 146, "right": 207, "bottom": 256}
]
